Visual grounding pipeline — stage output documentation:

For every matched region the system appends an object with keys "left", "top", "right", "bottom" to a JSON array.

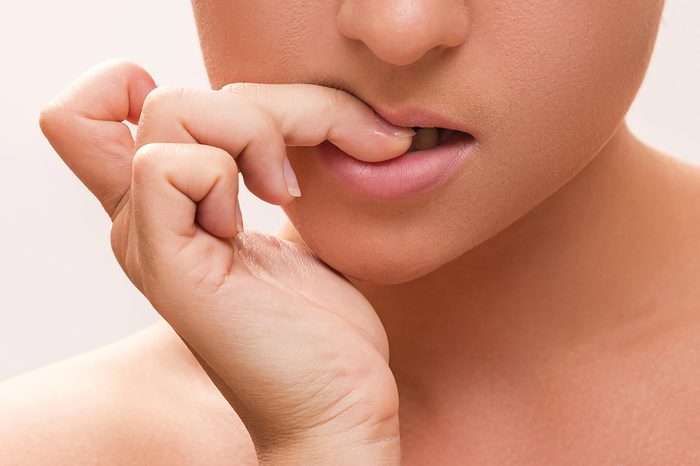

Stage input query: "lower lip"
[{"left": 315, "top": 131, "right": 477, "bottom": 199}]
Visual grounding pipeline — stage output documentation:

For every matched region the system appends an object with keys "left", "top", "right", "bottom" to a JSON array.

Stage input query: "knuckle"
[
  {"left": 222, "top": 82, "right": 271, "bottom": 107},
  {"left": 207, "top": 145, "right": 237, "bottom": 172},
  {"left": 141, "top": 85, "right": 185, "bottom": 115},
  {"left": 221, "top": 81, "right": 257, "bottom": 96},
  {"left": 248, "top": 109, "right": 278, "bottom": 138},
  {"left": 98, "top": 59, "right": 154, "bottom": 96},
  {"left": 330, "top": 87, "right": 353, "bottom": 109},
  {"left": 98, "top": 58, "right": 148, "bottom": 80},
  {"left": 323, "top": 87, "right": 355, "bottom": 125},
  {"left": 221, "top": 83, "right": 280, "bottom": 133},
  {"left": 102, "top": 57, "right": 144, "bottom": 73},
  {"left": 132, "top": 144, "right": 236, "bottom": 182},
  {"left": 132, "top": 142, "right": 170, "bottom": 179}
]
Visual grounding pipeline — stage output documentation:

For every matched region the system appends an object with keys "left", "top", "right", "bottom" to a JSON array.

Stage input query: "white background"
[{"left": 1, "top": 1, "right": 698, "bottom": 379}]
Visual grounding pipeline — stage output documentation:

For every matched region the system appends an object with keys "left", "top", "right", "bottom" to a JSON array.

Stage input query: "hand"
[{"left": 39, "top": 60, "right": 415, "bottom": 464}]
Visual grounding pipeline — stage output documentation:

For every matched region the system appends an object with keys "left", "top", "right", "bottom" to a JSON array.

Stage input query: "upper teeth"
[{"left": 408, "top": 128, "right": 455, "bottom": 152}]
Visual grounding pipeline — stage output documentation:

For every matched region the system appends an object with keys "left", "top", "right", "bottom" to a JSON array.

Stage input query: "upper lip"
[
  {"left": 369, "top": 103, "right": 474, "bottom": 137},
  {"left": 318, "top": 80, "right": 474, "bottom": 137}
]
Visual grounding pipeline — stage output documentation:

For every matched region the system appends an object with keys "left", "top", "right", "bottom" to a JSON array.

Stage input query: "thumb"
[{"left": 39, "top": 59, "right": 157, "bottom": 219}]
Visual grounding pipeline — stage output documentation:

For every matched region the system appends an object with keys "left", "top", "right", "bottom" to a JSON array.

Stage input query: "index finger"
[{"left": 221, "top": 82, "right": 416, "bottom": 160}]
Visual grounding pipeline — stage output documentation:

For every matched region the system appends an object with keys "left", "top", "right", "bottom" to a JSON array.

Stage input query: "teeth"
[
  {"left": 410, "top": 127, "right": 439, "bottom": 152},
  {"left": 437, "top": 129, "right": 455, "bottom": 145},
  {"left": 406, "top": 128, "right": 458, "bottom": 152}
]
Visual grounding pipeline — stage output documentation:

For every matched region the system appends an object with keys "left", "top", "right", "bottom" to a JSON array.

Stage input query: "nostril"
[{"left": 337, "top": 2, "right": 470, "bottom": 67}]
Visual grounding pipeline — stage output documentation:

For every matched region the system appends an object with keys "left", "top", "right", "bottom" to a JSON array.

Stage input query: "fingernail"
[
  {"left": 235, "top": 198, "right": 244, "bottom": 233},
  {"left": 283, "top": 156, "right": 302, "bottom": 197},
  {"left": 374, "top": 113, "right": 416, "bottom": 138}
]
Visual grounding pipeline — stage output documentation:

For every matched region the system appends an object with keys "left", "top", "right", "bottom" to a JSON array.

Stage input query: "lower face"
[{"left": 191, "top": 0, "right": 664, "bottom": 285}]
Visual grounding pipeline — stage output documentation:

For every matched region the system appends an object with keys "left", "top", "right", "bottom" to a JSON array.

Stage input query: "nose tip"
[{"left": 337, "top": 1, "right": 470, "bottom": 66}]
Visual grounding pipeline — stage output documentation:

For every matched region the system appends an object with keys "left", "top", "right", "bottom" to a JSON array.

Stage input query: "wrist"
[
  {"left": 254, "top": 415, "right": 401, "bottom": 466},
  {"left": 256, "top": 432, "right": 401, "bottom": 466}
]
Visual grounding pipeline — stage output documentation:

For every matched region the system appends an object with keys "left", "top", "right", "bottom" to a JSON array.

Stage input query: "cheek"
[
  {"left": 477, "top": 0, "right": 664, "bottom": 160},
  {"left": 438, "top": 0, "right": 665, "bottom": 247},
  {"left": 192, "top": 0, "right": 329, "bottom": 88}
]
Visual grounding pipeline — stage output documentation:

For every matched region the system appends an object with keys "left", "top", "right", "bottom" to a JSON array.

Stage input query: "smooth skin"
[{"left": 4, "top": 0, "right": 700, "bottom": 464}]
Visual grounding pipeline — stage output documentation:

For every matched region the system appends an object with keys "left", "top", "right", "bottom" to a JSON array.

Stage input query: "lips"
[
  {"left": 313, "top": 86, "right": 479, "bottom": 198},
  {"left": 316, "top": 126, "right": 477, "bottom": 199}
]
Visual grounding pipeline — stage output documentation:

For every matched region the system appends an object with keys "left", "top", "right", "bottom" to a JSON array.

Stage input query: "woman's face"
[{"left": 191, "top": 0, "right": 664, "bottom": 284}]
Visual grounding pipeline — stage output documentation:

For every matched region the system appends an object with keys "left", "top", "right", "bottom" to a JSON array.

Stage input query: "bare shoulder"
[
  {"left": 651, "top": 146, "right": 700, "bottom": 209},
  {"left": 645, "top": 146, "right": 700, "bottom": 270},
  {"left": 0, "top": 321, "right": 257, "bottom": 466}
]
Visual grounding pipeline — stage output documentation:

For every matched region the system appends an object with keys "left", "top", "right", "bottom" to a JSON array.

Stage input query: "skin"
[
  {"left": 193, "top": 0, "right": 667, "bottom": 283},
  {"left": 3, "top": 0, "right": 700, "bottom": 464},
  {"left": 31, "top": 62, "right": 407, "bottom": 464}
]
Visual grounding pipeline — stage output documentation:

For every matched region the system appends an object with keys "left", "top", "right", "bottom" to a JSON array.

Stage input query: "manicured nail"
[
  {"left": 235, "top": 198, "right": 244, "bottom": 233},
  {"left": 374, "top": 113, "right": 416, "bottom": 138},
  {"left": 283, "top": 156, "right": 301, "bottom": 197}
]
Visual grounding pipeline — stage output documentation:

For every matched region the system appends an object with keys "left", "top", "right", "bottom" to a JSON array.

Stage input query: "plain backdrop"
[{"left": 1, "top": 1, "right": 698, "bottom": 380}]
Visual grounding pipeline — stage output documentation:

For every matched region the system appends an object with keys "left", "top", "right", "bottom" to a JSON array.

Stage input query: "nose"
[{"left": 337, "top": 0, "right": 470, "bottom": 66}]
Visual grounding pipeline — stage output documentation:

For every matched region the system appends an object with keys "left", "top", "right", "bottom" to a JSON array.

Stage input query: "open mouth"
[
  {"left": 406, "top": 127, "right": 472, "bottom": 153},
  {"left": 316, "top": 122, "right": 477, "bottom": 198}
]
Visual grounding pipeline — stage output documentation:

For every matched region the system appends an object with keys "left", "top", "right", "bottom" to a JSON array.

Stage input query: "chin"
[
  {"left": 284, "top": 221, "right": 456, "bottom": 286},
  {"left": 333, "top": 253, "right": 441, "bottom": 286}
]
